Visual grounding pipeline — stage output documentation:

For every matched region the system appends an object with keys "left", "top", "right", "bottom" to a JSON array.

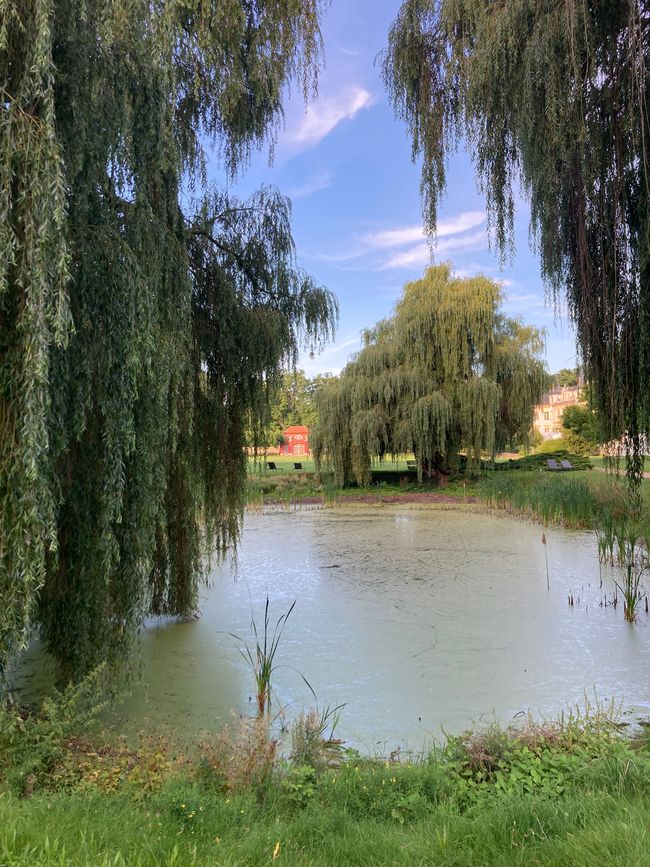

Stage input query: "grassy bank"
[
  {"left": 1, "top": 704, "right": 649, "bottom": 866},
  {"left": 245, "top": 462, "right": 475, "bottom": 507}
]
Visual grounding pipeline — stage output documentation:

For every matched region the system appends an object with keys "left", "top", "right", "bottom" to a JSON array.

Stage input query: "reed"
[
  {"left": 230, "top": 596, "right": 296, "bottom": 717},
  {"left": 615, "top": 561, "right": 645, "bottom": 623}
]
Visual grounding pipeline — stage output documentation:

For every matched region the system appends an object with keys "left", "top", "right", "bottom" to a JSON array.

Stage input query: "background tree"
[
  {"left": 553, "top": 368, "right": 580, "bottom": 389},
  {"left": 0, "top": 1, "right": 336, "bottom": 687},
  {"left": 313, "top": 266, "right": 546, "bottom": 485},
  {"left": 383, "top": 0, "right": 648, "bottom": 477},
  {"left": 266, "top": 370, "right": 319, "bottom": 446},
  {"left": 561, "top": 404, "right": 601, "bottom": 455}
]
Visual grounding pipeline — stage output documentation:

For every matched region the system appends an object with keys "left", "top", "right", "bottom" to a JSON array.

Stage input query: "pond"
[{"left": 105, "top": 506, "right": 650, "bottom": 750}]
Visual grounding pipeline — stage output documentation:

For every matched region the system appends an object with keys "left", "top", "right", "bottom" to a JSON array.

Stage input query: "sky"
[{"left": 219, "top": 0, "right": 579, "bottom": 379}]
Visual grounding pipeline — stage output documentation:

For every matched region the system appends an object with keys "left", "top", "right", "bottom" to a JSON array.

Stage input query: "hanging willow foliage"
[
  {"left": 313, "top": 265, "right": 546, "bottom": 485},
  {"left": 1, "top": 0, "right": 336, "bottom": 686},
  {"left": 382, "top": 0, "right": 649, "bottom": 478}
]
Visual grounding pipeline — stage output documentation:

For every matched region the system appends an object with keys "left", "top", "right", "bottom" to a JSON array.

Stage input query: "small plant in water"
[
  {"left": 614, "top": 553, "right": 646, "bottom": 624},
  {"left": 229, "top": 596, "right": 296, "bottom": 717}
]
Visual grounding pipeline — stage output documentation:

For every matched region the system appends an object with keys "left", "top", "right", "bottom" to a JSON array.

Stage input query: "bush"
[
  {"left": 0, "top": 666, "right": 108, "bottom": 794},
  {"left": 198, "top": 717, "right": 277, "bottom": 794},
  {"left": 290, "top": 706, "right": 345, "bottom": 771}
]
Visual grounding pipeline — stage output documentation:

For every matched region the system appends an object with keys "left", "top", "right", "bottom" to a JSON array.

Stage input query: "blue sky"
[{"left": 223, "top": 0, "right": 578, "bottom": 378}]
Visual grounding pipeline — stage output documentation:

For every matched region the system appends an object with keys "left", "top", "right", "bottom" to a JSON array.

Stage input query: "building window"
[
  {"left": 544, "top": 411, "right": 550, "bottom": 420},
  {"left": 544, "top": 426, "right": 550, "bottom": 433}
]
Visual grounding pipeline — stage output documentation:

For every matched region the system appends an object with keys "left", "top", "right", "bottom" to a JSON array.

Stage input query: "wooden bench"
[{"left": 406, "top": 460, "right": 417, "bottom": 471}]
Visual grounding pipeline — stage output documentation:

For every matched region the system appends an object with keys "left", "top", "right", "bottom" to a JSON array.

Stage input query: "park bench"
[
  {"left": 546, "top": 458, "right": 561, "bottom": 471},
  {"left": 293, "top": 462, "right": 303, "bottom": 470},
  {"left": 560, "top": 459, "right": 574, "bottom": 471},
  {"left": 406, "top": 460, "right": 417, "bottom": 470},
  {"left": 266, "top": 461, "right": 277, "bottom": 470}
]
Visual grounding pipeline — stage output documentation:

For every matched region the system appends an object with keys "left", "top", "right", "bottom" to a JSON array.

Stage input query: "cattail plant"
[{"left": 230, "top": 596, "right": 296, "bottom": 717}]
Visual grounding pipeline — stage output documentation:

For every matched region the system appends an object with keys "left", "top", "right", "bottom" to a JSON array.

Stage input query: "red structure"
[{"left": 281, "top": 425, "right": 310, "bottom": 456}]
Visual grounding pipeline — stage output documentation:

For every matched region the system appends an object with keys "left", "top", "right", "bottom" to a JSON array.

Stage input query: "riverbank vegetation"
[{"left": 1, "top": 691, "right": 649, "bottom": 866}]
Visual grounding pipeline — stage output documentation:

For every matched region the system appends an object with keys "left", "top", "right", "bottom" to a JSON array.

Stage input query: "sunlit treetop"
[{"left": 313, "top": 265, "right": 546, "bottom": 486}]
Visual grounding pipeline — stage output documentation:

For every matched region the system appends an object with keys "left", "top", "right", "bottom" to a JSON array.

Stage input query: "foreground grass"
[
  {"left": 2, "top": 700, "right": 650, "bottom": 866},
  {"left": 3, "top": 784, "right": 650, "bottom": 866}
]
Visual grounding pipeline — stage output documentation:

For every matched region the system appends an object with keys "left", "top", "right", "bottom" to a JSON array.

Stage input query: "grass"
[
  {"left": 2, "top": 708, "right": 650, "bottom": 866},
  {"left": 246, "top": 454, "right": 481, "bottom": 508},
  {"left": 478, "top": 471, "right": 632, "bottom": 529}
]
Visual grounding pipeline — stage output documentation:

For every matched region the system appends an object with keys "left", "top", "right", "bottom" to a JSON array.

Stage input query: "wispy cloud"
[
  {"left": 286, "top": 87, "right": 374, "bottom": 150},
  {"left": 319, "top": 211, "right": 487, "bottom": 266},
  {"left": 379, "top": 229, "right": 489, "bottom": 270},
  {"left": 286, "top": 172, "right": 332, "bottom": 200},
  {"left": 299, "top": 335, "right": 362, "bottom": 377},
  {"left": 505, "top": 292, "right": 540, "bottom": 304},
  {"left": 363, "top": 211, "right": 485, "bottom": 250},
  {"left": 338, "top": 46, "right": 361, "bottom": 57}
]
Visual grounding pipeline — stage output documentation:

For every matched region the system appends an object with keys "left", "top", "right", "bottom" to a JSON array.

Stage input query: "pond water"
[
  {"left": 16, "top": 507, "right": 650, "bottom": 750},
  {"left": 104, "top": 506, "right": 650, "bottom": 750}
]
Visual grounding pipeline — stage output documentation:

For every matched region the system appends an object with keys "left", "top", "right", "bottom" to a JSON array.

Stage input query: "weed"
[
  {"left": 198, "top": 716, "right": 278, "bottom": 793},
  {"left": 0, "top": 665, "right": 108, "bottom": 794},
  {"left": 290, "top": 704, "right": 345, "bottom": 771}
]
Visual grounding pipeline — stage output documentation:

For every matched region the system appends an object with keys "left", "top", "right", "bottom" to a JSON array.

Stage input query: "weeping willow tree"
[
  {"left": 0, "top": 0, "right": 337, "bottom": 686},
  {"left": 382, "top": 0, "right": 649, "bottom": 481},
  {"left": 313, "top": 265, "right": 546, "bottom": 485}
]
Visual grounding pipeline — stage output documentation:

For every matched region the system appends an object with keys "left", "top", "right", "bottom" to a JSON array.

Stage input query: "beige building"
[{"left": 533, "top": 384, "right": 584, "bottom": 440}]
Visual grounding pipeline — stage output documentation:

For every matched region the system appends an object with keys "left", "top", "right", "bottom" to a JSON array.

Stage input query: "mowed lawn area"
[{"left": 248, "top": 455, "right": 418, "bottom": 477}]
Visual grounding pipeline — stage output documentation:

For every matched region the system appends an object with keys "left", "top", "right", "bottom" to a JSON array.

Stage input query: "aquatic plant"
[{"left": 230, "top": 597, "right": 296, "bottom": 718}]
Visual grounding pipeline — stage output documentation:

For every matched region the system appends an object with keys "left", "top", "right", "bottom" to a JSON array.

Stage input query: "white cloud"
[
  {"left": 362, "top": 211, "right": 485, "bottom": 250},
  {"left": 299, "top": 335, "right": 362, "bottom": 377},
  {"left": 379, "top": 243, "right": 430, "bottom": 270},
  {"left": 380, "top": 229, "right": 489, "bottom": 270},
  {"left": 286, "top": 172, "right": 332, "bottom": 200},
  {"left": 319, "top": 211, "right": 487, "bottom": 266},
  {"left": 338, "top": 46, "right": 361, "bottom": 57},
  {"left": 287, "top": 87, "right": 374, "bottom": 150},
  {"left": 363, "top": 225, "right": 426, "bottom": 249},
  {"left": 505, "top": 292, "right": 540, "bottom": 304}
]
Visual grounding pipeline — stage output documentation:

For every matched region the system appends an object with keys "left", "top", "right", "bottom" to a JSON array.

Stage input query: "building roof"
[{"left": 282, "top": 425, "right": 309, "bottom": 435}]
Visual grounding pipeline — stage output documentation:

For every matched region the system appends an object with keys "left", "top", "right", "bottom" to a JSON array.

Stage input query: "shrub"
[
  {"left": 290, "top": 706, "right": 345, "bottom": 771},
  {"left": 198, "top": 717, "right": 277, "bottom": 793},
  {"left": 0, "top": 666, "right": 107, "bottom": 794}
]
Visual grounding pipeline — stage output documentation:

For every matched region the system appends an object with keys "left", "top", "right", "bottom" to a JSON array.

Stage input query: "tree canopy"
[
  {"left": 383, "top": 0, "right": 648, "bottom": 468},
  {"left": 313, "top": 265, "right": 546, "bottom": 485},
  {"left": 552, "top": 369, "right": 580, "bottom": 389},
  {"left": 0, "top": 0, "right": 336, "bottom": 687}
]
